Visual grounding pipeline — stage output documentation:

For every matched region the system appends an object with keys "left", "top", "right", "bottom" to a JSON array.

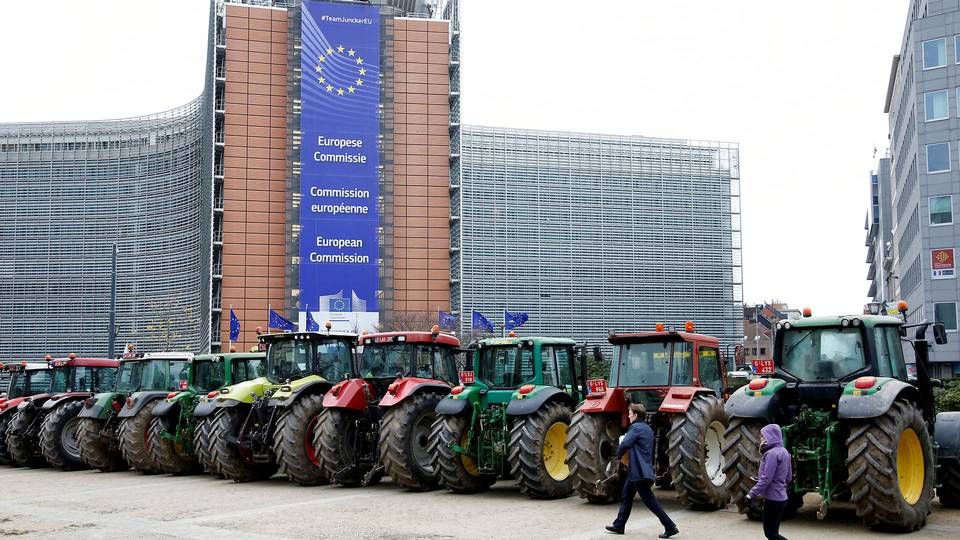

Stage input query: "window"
[
  {"left": 780, "top": 327, "right": 866, "bottom": 381},
  {"left": 873, "top": 326, "right": 907, "bottom": 379},
  {"left": 930, "top": 195, "right": 953, "bottom": 225},
  {"left": 955, "top": 35, "right": 960, "bottom": 64},
  {"left": 923, "top": 38, "right": 947, "bottom": 69},
  {"left": 935, "top": 302, "right": 958, "bottom": 331},
  {"left": 697, "top": 347, "right": 722, "bottom": 395},
  {"left": 927, "top": 142, "right": 950, "bottom": 173},
  {"left": 925, "top": 90, "right": 949, "bottom": 121}
]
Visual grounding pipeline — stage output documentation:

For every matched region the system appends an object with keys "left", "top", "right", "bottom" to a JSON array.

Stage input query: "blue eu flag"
[
  {"left": 269, "top": 309, "right": 296, "bottom": 332},
  {"left": 439, "top": 310, "right": 458, "bottom": 331},
  {"left": 229, "top": 309, "right": 240, "bottom": 342},
  {"left": 329, "top": 297, "right": 352, "bottom": 313},
  {"left": 306, "top": 305, "right": 320, "bottom": 332},
  {"left": 472, "top": 310, "right": 494, "bottom": 334},
  {"left": 505, "top": 310, "right": 529, "bottom": 330}
]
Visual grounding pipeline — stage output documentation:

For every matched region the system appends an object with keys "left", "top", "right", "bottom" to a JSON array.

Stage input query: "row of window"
[
  {"left": 922, "top": 36, "right": 960, "bottom": 69},
  {"left": 0, "top": 133, "right": 192, "bottom": 153}
]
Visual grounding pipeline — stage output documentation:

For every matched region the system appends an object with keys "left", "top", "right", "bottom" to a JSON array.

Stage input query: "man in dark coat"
[{"left": 606, "top": 402, "right": 679, "bottom": 537}]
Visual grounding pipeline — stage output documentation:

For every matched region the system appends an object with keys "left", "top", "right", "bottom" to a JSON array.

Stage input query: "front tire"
[
  {"left": 39, "top": 401, "right": 87, "bottom": 470},
  {"left": 273, "top": 393, "right": 328, "bottom": 486},
  {"left": 508, "top": 401, "right": 573, "bottom": 499},
  {"left": 77, "top": 418, "right": 126, "bottom": 472},
  {"left": 846, "top": 399, "right": 934, "bottom": 531},
  {"left": 667, "top": 394, "right": 730, "bottom": 510},
  {"left": 379, "top": 391, "right": 445, "bottom": 491},
  {"left": 118, "top": 400, "right": 163, "bottom": 474},
  {"left": 6, "top": 407, "right": 45, "bottom": 468},
  {"left": 722, "top": 417, "right": 764, "bottom": 519},
  {"left": 431, "top": 414, "right": 496, "bottom": 493},
  {"left": 566, "top": 411, "right": 622, "bottom": 503}
]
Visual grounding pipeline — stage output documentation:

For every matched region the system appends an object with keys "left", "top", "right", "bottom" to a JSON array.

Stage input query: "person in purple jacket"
[{"left": 746, "top": 424, "right": 793, "bottom": 540}]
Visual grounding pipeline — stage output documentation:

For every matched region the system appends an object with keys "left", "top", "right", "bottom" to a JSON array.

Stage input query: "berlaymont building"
[{"left": 0, "top": 0, "right": 742, "bottom": 361}]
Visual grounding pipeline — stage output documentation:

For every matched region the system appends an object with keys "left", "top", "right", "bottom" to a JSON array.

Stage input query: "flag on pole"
[
  {"left": 306, "top": 305, "right": 320, "bottom": 332},
  {"left": 269, "top": 309, "right": 296, "bottom": 332},
  {"left": 504, "top": 310, "right": 529, "bottom": 330},
  {"left": 438, "top": 310, "right": 458, "bottom": 331},
  {"left": 229, "top": 308, "right": 240, "bottom": 342},
  {"left": 472, "top": 310, "right": 494, "bottom": 334}
]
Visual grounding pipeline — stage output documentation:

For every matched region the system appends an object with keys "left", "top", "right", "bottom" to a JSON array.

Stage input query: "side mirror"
[
  {"left": 933, "top": 323, "right": 948, "bottom": 345},
  {"left": 931, "top": 378, "right": 945, "bottom": 388}
]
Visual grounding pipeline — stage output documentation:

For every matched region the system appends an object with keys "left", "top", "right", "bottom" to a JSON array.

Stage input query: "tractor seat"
[{"left": 813, "top": 361, "right": 837, "bottom": 381}]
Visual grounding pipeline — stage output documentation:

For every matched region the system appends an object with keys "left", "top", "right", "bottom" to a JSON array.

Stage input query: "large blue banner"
[{"left": 299, "top": 1, "right": 380, "bottom": 322}]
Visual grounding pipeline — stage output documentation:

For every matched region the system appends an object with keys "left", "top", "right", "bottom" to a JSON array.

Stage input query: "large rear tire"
[
  {"left": 273, "top": 393, "right": 328, "bottom": 486},
  {"left": 6, "top": 407, "right": 45, "bottom": 468},
  {"left": 210, "top": 407, "right": 276, "bottom": 482},
  {"left": 39, "top": 400, "right": 87, "bottom": 470},
  {"left": 430, "top": 414, "right": 496, "bottom": 493},
  {"left": 147, "top": 416, "right": 199, "bottom": 475},
  {"left": 194, "top": 415, "right": 223, "bottom": 478},
  {"left": 566, "top": 410, "right": 622, "bottom": 503},
  {"left": 667, "top": 394, "right": 730, "bottom": 510},
  {"left": 846, "top": 399, "right": 934, "bottom": 531},
  {"left": 938, "top": 460, "right": 960, "bottom": 508},
  {"left": 722, "top": 417, "right": 764, "bottom": 519},
  {"left": 118, "top": 400, "right": 163, "bottom": 474},
  {"left": 77, "top": 418, "right": 126, "bottom": 472},
  {"left": 379, "top": 391, "right": 445, "bottom": 491},
  {"left": 508, "top": 400, "right": 573, "bottom": 499},
  {"left": 315, "top": 408, "right": 363, "bottom": 486},
  {"left": 0, "top": 414, "right": 13, "bottom": 465}
]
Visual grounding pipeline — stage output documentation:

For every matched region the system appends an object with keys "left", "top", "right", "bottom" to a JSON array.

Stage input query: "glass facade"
[{"left": 454, "top": 126, "right": 742, "bottom": 352}]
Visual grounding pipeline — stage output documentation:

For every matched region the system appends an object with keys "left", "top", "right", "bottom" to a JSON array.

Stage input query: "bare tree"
[{"left": 376, "top": 311, "right": 437, "bottom": 332}]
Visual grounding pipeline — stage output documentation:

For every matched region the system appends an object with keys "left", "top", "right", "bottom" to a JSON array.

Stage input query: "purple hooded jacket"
[{"left": 747, "top": 424, "right": 792, "bottom": 502}]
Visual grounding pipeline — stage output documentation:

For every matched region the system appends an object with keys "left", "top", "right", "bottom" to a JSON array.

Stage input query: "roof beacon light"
[
  {"left": 898, "top": 300, "right": 909, "bottom": 313},
  {"left": 802, "top": 307, "right": 812, "bottom": 318},
  {"left": 508, "top": 331, "right": 517, "bottom": 337},
  {"left": 684, "top": 321, "right": 695, "bottom": 333},
  {"left": 655, "top": 323, "right": 666, "bottom": 332}
]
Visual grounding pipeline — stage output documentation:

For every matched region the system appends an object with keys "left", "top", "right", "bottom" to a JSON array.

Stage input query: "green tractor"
[
  {"left": 723, "top": 304, "right": 960, "bottom": 531},
  {"left": 148, "top": 352, "right": 265, "bottom": 475},
  {"left": 431, "top": 335, "right": 588, "bottom": 499},
  {"left": 76, "top": 353, "right": 191, "bottom": 473},
  {"left": 194, "top": 329, "right": 356, "bottom": 484}
]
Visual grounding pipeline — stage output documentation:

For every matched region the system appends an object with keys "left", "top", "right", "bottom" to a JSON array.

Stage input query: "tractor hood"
[
  {"left": 214, "top": 377, "right": 279, "bottom": 405},
  {"left": 269, "top": 374, "right": 328, "bottom": 402}
]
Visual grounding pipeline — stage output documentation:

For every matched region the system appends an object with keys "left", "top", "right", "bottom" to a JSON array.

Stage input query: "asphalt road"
[{"left": 1, "top": 467, "right": 959, "bottom": 539}]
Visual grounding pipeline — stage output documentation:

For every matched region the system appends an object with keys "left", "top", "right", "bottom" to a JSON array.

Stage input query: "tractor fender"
[
  {"left": 435, "top": 396, "right": 470, "bottom": 416},
  {"left": 724, "top": 379, "right": 787, "bottom": 420},
  {"left": 151, "top": 400, "right": 181, "bottom": 418},
  {"left": 118, "top": 391, "right": 168, "bottom": 418},
  {"left": 322, "top": 379, "right": 373, "bottom": 412},
  {"left": 267, "top": 379, "right": 331, "bottom": 408},
  {"left": 934, "top": 411, "right": 960, "bottom": 460},
  {"left": 41, "top": 393, "right": 89, "bottom": 411},
  {"left": 577, "top": 387, "right": 627, "bottom": 415},
  {"left": 193, "top": 399, "right": 221, "bottom": 417},
  {"left": 378, "top": 378, "right": 451, "bottom": 409},
  {"left": 77, "top": 393, "right": 121, "bottom": 420},
  {"left": 657, "top": 386, "right": 717, "bottom": 414},
  {"left": 838, "top": 379, "right": 919, "bottom": 419},
  {"left": 506, "top": 386, "right": 575, "bottom": 417},
  {"left": 0, "top": 398, "right": 28, "bottom": 417}
]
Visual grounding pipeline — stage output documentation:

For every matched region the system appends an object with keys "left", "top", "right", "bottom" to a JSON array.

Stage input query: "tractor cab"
[
  {"left": 2, "top": 362, "right": 52, "bottom": 403},
  {"left": 189, "top": 353, "right": 265, "bottom": 395},
  {"left": 47, "top": 354, "right": 119, "bottom": 395},
  {"left": 116, "top": 353, "right": 192, "bottom": 394},
  {"left": 357, "top": 330, "right": 460, "bottom": 397},
  {"left": 259, "top": 331, "right": 356, "bottom": 386}
]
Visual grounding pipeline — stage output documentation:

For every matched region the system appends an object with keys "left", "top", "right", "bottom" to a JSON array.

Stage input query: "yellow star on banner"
[
  {"left": 348, "top": 86, "right": 355, "bottom": 93},
  {"left": 315, "top": 65, "right": 322, "bottom": 72},
  {"left": 337, "top": 45, "right": 345, "bottom": 53},
  {"left": 326, "top": 47, "right": 333, "bottom": 54},
  {"left": 356, "top": 78, "right": 363, "bottom": 86},
  {"left": 318, "top": 76, "right": 325, "bottom": 84},
  {"left": 318, "top": 55, "right": 325, "bottom": 62},
  {"left": 326, "top": 84, "right": 333, "bottom": 92},
  {"left": 348, "top": 49, "right": 355, "bottom": 56},
  {"left": 337, "top": 88, "right": 344, "bottom": 95},
  {"left": 358, "top": 68, "right": 366, "bottom": 75},
  {"left": 356, "top": 57, "right": 364, "bottom": 65}
]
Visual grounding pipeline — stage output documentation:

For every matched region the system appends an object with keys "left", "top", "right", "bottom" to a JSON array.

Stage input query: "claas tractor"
[
  {"left": 431, "top": 335, "right": 588, "bottom": 499},
  {"left": 76, "top": 352, "right": 191, "bottom": 473},
  {"left": 566, "top": 323, "right": 731, "bottom": 510},
  {"left": 147, "top": 352, "right": 265, "bottom": 475},
  {"left": 315, "top": 327, "right": 460, "bottom": 489},
  {"left": 723, "top": 304, "right": 960, "bottom": 532},
  {"left": 195, "top": 328, "right": 356, "bottom": 484},
  {"left": 0, "top": 362, "right": 51, "bottom": 465},
  {"left": 5, "top": 354, "right": 118, "bottom": 469}
]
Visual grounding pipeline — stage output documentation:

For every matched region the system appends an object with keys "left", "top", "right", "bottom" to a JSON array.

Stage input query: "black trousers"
[
  {"left": 613, "top": 479, "right": 676, "bottom": 531},
  {"left": 762, "top": 499, "right": 787, "bottom": 540}
]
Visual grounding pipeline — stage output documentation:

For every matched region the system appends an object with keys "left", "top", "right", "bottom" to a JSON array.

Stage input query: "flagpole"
[
  {"left": 228, "top": 304, "right": 233, "bottom": 352},
  {"left": 268, "top": 303, "right": 271, "bottom": 332}
]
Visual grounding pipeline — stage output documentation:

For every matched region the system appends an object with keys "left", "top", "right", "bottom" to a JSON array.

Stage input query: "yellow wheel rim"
[
  {"left": 543, "top": 421, "right": 570, "bottom": 481},
  {"left": 897, "top": 428, "right": 924, "bottom": 505},
  {"left": 460, "top": 432, "right": 480, "bottom": 477}
]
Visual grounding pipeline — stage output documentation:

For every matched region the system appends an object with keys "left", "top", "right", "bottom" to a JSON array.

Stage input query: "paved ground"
[{"left": 1, "top": 467, "right": 959, "bottom": 539}]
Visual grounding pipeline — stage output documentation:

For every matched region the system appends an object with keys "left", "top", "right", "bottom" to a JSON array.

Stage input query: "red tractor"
[
  {"left": 5, "top": 354, "right": 119, "bottom": 469},
  {"left": 315, "top": 327, "right": 461, "bottom": 489},
  {"left": 566, "top": 323, "right": 731, "bottom": 509},
  {"left": 0, "top": 362, "right": 52, "bottom": 465}
]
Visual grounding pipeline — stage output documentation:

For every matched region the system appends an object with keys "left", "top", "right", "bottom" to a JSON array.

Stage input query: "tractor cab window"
[
  {"left": 266, "top": 340, "right": 313, "bottom": 382},
  {"left": 542, "top": 345, "right": 575, "bottom": 389},
  {"left": 477, "top": 344, "right": 535, "bottom": 388},
  {"left": 6, "top": 372, "right": 26, "bottom": 399},
  {"left": 362, "top": 343, "right": 409, "bottom": 378},
  {"left": 314, "top": 340, "right": 353, "bottom": 382},
  {"left": 232, "top": 357, "right": 265, "bottom": 383},
  {"left": 27, "top": 370, "right": 52, "bottom": 393},
  {"left": 555, "top": 346, "right": 575, "bottom": 388},
  {"left": 697, "top": 347, "right": 722, "bottom": 394},
  {"left": 93, "top": 367, "right": 117, "bottom": 392},
  {"left": 116, "top": 361, "right": 141, "bottom": 392},
  {"left": 780, "top": 327, "right": 866, "bottom": 381},
  {"left": 194, "top": 360, "right": 226, "bottom": 392},
  {"left": 51, "top": 367, "right": 71, "bottom": 393},
  {"left": 617, "top": 341, "right": 692, "bottom": 387},
  {"left": 671, "top": 344, "right": 694, "bottom": 385},
  {"left": 873, "top": 326, "right": 907, "bottom": 379},
  {"left": 432, "top": 346, "right": 459, "bottom": 385},
  {"left": 71, "top": 366, "right": 95, "bottom": 392}
]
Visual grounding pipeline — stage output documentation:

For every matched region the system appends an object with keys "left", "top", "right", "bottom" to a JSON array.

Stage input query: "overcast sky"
[{"left": 0, "top": 0, "right": 910, "bottom": 315}]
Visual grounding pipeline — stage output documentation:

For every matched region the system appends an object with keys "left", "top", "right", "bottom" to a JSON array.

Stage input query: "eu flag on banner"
[
  {"left": 439, "top": 310, "right": 458, "bottom": 331},
  {"left": 229, "top": 309, "right": 241, "bottom": 342},
  {"left": 306, "top": 306, "right": 320, "bottom": 332},
  {"left": 329, "top": 297, "right": 352, "bottom": 313},
  {"left": 472, "top": 310, "right": 494, "bottom": 334},
  {"left": 505, "top": 310, "right": 529, "bottom": 330},
  {"left": 269, "top": 309, "right": 296, "bottom": 332}
]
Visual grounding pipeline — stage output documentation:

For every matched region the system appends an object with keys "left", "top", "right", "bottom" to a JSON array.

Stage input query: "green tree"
[{"left": 936, "top": 378, "right": 960, "bottom": 413}]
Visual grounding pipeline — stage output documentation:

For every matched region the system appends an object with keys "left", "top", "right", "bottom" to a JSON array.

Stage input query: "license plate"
[
  {"left": 587, "top": 379, "right": 607, "bottom": 394},
  {"left": 179, "top": 380, "right": 188, "bottom": 390},
  {"left": 458, "top": 371, "right": 475, "bottom": 384},
  {"left": 752, "top": 359, "right": 775, "bottom": 375}
]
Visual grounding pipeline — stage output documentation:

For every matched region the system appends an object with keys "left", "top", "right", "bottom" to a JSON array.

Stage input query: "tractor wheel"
[
  {"left": 722, "top": 417, "right": 764, "bottom": 519},
  {"left": 667, "top": 394, "right": 730, "bottom": 510},
  {"left": 147, "top": 416, "right": 198, "bottom": 475},
  {"left": 315, "top": 408, "right": 363, "bottom": 486},
  {"left": 39, "top": 400, "right": 87, "bottom": 470},
  {"left": 379, "top": 391, "right": 445, "bottom": 491},
  {"left": 77, "top": 418, "right": 126, "bottom": 472},
  {"left": 193, "top": 415, "right": 223, "bottom": 478},
  {"left": 6, "top": 408, "right": 45, "bottom": 468},
  {"left": 431, "top": 414, "right": 496, "bottom": 493},
  {"left": 508, "top": 401, "right": 574, "bottom": 499},
  {"left": 273, "top": 393, "right": 328, "bottom": 486},
  {"left": 566, "top": 410, "right": 622, "bottom": 503},
  {"left": 209, "top": 408, "right": 275, "bottom": 482},
  {"left": 938, "top": 460, "right": 960, "bottom": 508},
  {"left": 0, "top": 414, "right": 13, "bottom": 465},
  {"left": 846, "top": 399, "right": 934, "bottom": 531},
  {"left": 118, "top": 400, "right": 163, "bottom": 474}
]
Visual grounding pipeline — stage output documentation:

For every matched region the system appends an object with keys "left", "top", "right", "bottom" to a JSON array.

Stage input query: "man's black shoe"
[
  {"left": 604, "top": 525, "right": 624, "bottom": 534},
  {"left": 658, "top": 528, "right": 680, "bottom": 538}
]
